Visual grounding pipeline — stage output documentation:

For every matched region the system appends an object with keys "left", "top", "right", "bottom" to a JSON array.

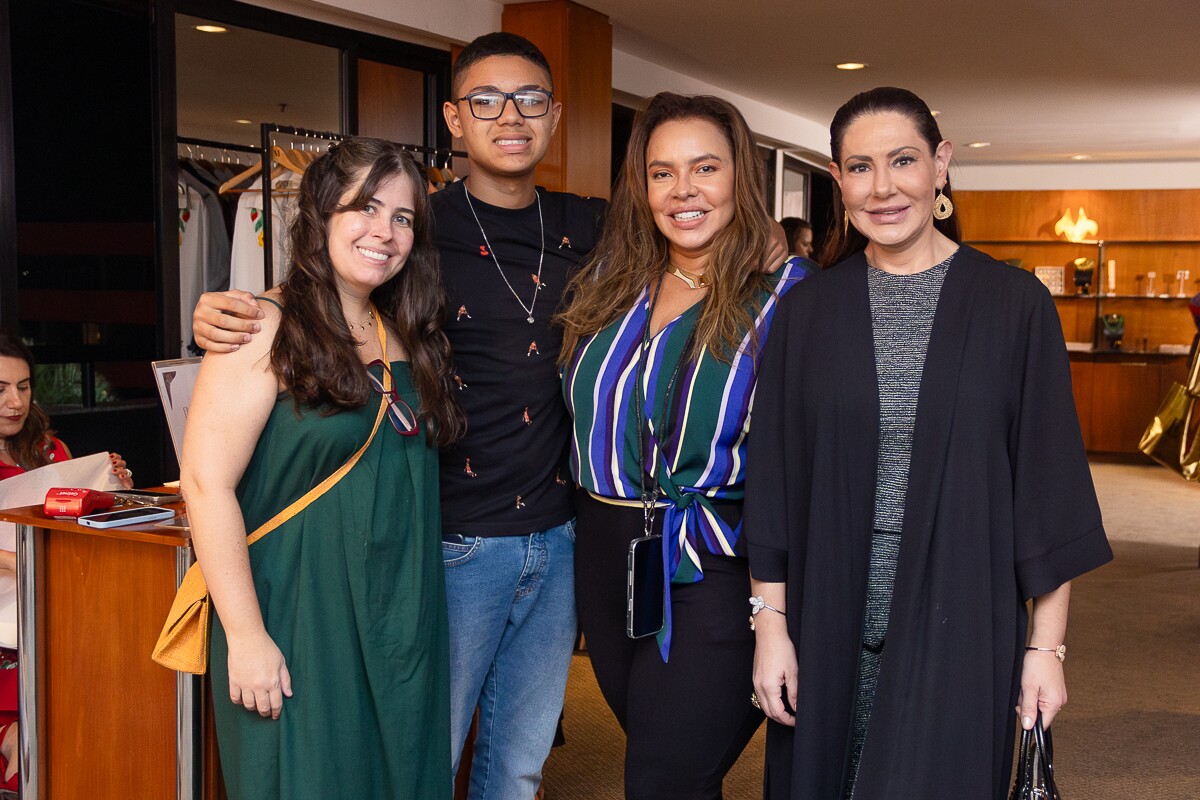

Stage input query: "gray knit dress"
[{"left": 847, "top": 251, "right": 955, "bottom": 797}]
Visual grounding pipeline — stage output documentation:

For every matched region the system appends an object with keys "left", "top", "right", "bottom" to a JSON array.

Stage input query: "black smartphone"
[{"left": 626, "top": 534, "right": 665, "bottom": 639}]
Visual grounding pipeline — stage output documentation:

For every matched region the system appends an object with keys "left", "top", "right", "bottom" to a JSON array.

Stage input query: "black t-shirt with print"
[{"left": 431, "top": 180, "right": 606, "bottom": 536}]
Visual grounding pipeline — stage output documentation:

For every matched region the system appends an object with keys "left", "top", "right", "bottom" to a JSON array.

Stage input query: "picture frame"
[{"left": 1034, "top": 266, "right": 1065, "bottom": 296}]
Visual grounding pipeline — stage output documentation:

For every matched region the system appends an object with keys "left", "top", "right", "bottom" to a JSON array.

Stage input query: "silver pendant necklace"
[{"left": 463, "top": 185, "right": 545, "bottom": 324}]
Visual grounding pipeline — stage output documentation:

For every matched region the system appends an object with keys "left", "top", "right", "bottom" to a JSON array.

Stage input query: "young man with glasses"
[
  {"left": 433, "top": 32, "right": 605, "bottom": 800},
  {"left": 190, "top": 32, "right": 605, "bottom": 800}
]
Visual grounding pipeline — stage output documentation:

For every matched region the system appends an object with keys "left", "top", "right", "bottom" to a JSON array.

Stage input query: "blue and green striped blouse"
[{"left": 563, "top": 258, "right": 807, "bottom": 658}]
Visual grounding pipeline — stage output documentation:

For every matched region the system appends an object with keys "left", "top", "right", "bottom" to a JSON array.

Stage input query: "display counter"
[
  {"left": 1067, "top": 349, "right": 1190, "bottom": 457},
  {"left": 0, "top": 501, "right": 209, "bottom": 800}
]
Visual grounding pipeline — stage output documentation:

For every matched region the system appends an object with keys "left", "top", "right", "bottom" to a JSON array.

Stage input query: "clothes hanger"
[
  {"left": 271, "top": 145, "right": 307, "bottom": 176},
  {"left": 440, "top": 149, "right": 458, "bottom": 183},
  {"left": 219, "top": 158, "right": 265, "bottom": 195}
]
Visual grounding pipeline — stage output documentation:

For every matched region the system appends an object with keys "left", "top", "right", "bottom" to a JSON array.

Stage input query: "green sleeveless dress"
[{"left": 209, "top": 361, "right": 450, "bottom": 799}]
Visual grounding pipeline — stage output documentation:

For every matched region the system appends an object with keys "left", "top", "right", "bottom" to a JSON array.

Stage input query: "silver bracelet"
[{"left": 749, "top": 595, "right": 786, "bottom": 618}]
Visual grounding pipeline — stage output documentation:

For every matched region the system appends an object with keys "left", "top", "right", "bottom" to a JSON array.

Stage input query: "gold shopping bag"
[{"left": 1139, "top": 356, "right": 1200, "bottom": 481}]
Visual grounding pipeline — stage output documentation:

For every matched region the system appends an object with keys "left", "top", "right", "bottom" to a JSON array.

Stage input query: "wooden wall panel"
[
  {"left": 1053, "top": 298, "right": 1098, "bottom": 345},
  {"left": 1096, "top": 297, "right": 1196, "bottom": 352},
  {"left": 960, "top": 188, "right": 1198, "bottom": 455},
  {"left": 357, "top": 59, "right": 426, "bottom": 145},
  {"left": 561, "top": 1, "right": 612, "bottom": 198},
  {"left": 1069, "top": 359, "right": 1094, "bottom": 447},
  {"left": 503, "top": 0, "right": 613, "bottom": 198},
  {"left": 955, "top": 189, "right": 1200, "bottom": 242},
  {"left": 1089, "top": 361, "right": 1164, "bottom": 454}
]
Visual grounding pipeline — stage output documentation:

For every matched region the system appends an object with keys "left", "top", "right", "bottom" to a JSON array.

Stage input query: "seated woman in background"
[
  {"left": 0, "top": 330, "right": 133, "bottom": 790},
  {"left": 558, "top": 92, "right": 806, "bottom": 799},
  {"left": 0, "top": 331, "right": 133, "bottom": 486},
  {"left": 181, "top": 138, "right": 464, "bottom": 800}
]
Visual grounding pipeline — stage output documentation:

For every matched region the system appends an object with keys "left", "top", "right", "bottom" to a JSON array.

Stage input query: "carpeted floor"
[{"left": 542, "top": 463, "right": 1200, "bottom": 799}]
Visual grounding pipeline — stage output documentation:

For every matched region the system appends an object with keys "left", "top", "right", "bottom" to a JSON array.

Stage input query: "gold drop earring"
[{"left": 933, "top": 186, "right": 954, "bottom": 220}]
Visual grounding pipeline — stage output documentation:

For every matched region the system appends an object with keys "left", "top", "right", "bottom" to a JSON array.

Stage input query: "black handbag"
[{"left": 1010, "top": 712, "right": 1061, "bottom": 800}]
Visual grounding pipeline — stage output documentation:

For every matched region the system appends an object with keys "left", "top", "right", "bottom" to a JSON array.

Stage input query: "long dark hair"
[
  {"left": 0, "top": 331, "right": 57, "bottom": 469},
  {"left": 819, "top": 86, "right": 962, "bottom": 267},
  {"left": 271, "top": 137, "right": 465, "bottom": 445},
  {"left": 558, "top": 93, "right": 772, "bottom": 364}
]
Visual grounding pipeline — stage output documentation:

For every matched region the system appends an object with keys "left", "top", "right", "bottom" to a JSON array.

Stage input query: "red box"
[{"left": 44, "top": 488, "right": 115, "bottom": 519}]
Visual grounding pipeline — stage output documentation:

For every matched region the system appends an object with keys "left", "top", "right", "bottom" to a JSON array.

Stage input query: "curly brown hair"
[
  {"left": 270, "top": 137, "right": 465, "bottom": 445},
  {"left": 0, "top": 330, "right": 58, "bottom": 470},
  {"left": 558, "top": 93, "right": 773, "bottom": 365}
]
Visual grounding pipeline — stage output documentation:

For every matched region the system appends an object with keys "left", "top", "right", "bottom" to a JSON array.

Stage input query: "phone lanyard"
[{"left": 635, "top": 270, "right": 700, "bottom": 538}]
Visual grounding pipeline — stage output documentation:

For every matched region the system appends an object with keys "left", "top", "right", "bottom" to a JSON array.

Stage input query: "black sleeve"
[
  {"left": 744, "top": 288, "right": 804, "bottom": 583},
  {"left": 1012, "top": 286, "right": 1113, "bottom": 599}
]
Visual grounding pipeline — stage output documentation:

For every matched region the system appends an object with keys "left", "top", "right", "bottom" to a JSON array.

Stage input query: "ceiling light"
[
  {"left": 234, "top": 119, "right": 252, "bottom": 124},
  {"left": 1071, "top": 154, "right": 1090, "bottom": 160},
  {"left": 966, "top": 141, "right": 991, "bottom": 148},
  {"left": 195, "top": 25, "right": 227, "bottom": 33},
  {"left": 930, "top": 110, "right": 941, "bottom": 117},
  {"left": 835, "top": 62, "right": 867, "bottom": 71}
]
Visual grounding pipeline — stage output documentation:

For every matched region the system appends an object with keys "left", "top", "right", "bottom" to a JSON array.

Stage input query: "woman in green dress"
[{"left": 181, "top": 138, "right": 465, "bottom": 799}]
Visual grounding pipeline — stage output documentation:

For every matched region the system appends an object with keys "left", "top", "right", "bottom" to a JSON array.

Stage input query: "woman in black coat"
[{"left": 743, "top": 87, "right": 1113, "bottom": 799}]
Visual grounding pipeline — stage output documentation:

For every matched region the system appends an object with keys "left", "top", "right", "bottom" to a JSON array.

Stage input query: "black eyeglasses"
[
  {"left": 452, "top": 89, "right": 554, "bottom": 120},
  {"left": 366, "top": 360, "right": 420, "bottom": 437}
]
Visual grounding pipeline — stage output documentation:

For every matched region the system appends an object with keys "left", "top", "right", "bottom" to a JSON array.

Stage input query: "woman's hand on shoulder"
[
  {"left": 226, "top": 629, "right": 293, "bottom": 720},
  {"left": 193, "top": 290, "right": 265, "bottom": 354},
  {"left": 753, "top": 615, "right": 799, "bottom": 726},
  {"left": 1017, "top": 649, "right": 1067, "bottom": 730},
  {"left": 763, "top": 219, "right": 788, "bottom": 274},
  {"left": 202, "top": 290, "right": 281, "bottom": 366}
]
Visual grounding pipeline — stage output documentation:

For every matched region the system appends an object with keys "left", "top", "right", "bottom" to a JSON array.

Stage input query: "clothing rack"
[
  {"left": 177, "top": 136, "right": 259, "bottom": 154},
  {"left": 258, "top": 122, "right": 467, "bottom": 288},
  {"left": 176, "top": 136, "right": 259, "bottom": 169},
  {"left": 260, "top": 123, "right": 344, "bottom": 288}
]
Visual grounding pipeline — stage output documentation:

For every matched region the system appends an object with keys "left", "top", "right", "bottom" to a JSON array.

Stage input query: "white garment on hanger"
[
  {"left": 178, "top": 181, "right": 207, "bottom": 354},
  {"left": 229, "top": 173, "right": 301, "bottom": 294},
  {"left": 178, "top": 171, "right": 233, "bottom": 354}
]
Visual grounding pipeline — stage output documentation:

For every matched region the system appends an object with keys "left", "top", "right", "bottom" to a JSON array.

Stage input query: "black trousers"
[{"left": 574, "top": 490, "right": 764, "bottom": 800}]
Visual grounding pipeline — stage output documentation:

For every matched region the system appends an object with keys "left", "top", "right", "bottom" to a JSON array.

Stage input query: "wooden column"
[{"left": 502, "top": 0, "right": 612, "bottom": 199}]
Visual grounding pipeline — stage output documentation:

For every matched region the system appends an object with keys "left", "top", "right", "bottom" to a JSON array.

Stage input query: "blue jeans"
[{"left": 443, "top": 520, "right": 577, "bottom": 800}]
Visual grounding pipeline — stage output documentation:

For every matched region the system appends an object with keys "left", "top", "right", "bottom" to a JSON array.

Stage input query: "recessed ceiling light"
[
  {"left": 195, "top": 25, "right": 227, "bottom": 33},
  {"left": 1071, "top": 154, "right": 1090, "bottom": 160},
  {"left": 966, "top": 141, "right": 992, "bottom": 148},
  {"left": 835, "top": 62, "right": 867, "bottom": 71},
  {"left": 234, "top": 119, "right": 253, "bottom": 124},
  {"left": 930, "top": 110, "right": 941, "bottom": 117}
]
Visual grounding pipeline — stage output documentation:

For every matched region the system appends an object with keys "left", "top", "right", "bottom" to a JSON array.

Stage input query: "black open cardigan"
[{"left": 744, "top": 245, "right": 1113, "bottom": 799}]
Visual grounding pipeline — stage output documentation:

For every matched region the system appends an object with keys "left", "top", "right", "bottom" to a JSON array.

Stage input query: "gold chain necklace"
[
  {"left": 668, "top": 264, "right": 710, "bottom": 290},
  {"left": 347, "top": 308, "right": 376, "bottom": 346}
]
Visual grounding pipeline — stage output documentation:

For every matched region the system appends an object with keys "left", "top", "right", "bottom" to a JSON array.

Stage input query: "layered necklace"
[
  {"left": 347, "top": 308, "right": 376, "bottom": 346},
  {"left": 463, "top": 185, "right": 545, "bottom": 324}
]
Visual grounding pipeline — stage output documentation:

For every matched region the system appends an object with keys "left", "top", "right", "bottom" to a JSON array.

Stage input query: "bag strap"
[
  {"left": 1032, "top": 713, "right": 1061, "bottom": 799},
  {"left": 245, "top": 303, "right": 389, "bottom": 547}
]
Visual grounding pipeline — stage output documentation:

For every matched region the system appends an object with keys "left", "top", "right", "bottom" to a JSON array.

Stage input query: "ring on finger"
[{"left": 750, "top": 692, "right": 761, "bottom": 709}]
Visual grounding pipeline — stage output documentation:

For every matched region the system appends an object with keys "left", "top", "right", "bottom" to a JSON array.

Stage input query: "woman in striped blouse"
[{"left": 558, "top": 92, "right": 807, "bottom": 799}]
